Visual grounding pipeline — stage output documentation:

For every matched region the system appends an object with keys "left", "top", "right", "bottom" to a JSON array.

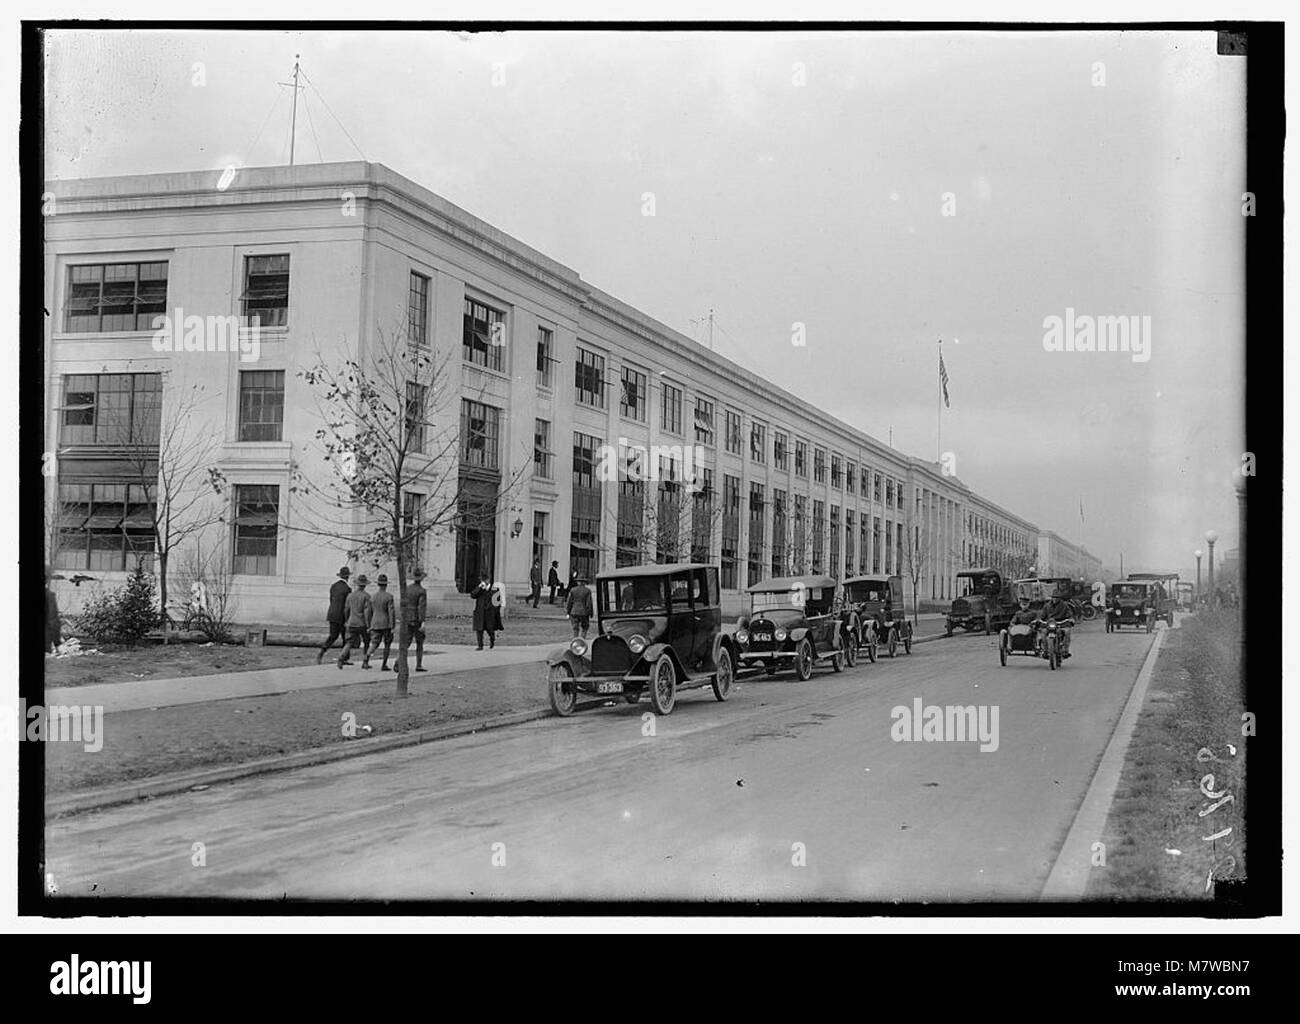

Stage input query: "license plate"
[
  {"left": 752, "top": 633, "right": 771, "bottom": 642},
  {"left": 595, "top": 681, "right": 623, "bottom": 694}
]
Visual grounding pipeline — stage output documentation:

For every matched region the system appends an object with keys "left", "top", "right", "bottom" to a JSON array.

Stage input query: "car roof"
[
  {"left": 957, "top": 567, "right": 1002, "bottom": 577},
  {"left": 747, "top": 574, "right": 838, "bottom": 593},
  {"left": 597, "top": 562, "right": 713, "bottom": 581},
  {"left": 842, "top": 574, "right": 893, "bottom": 586}
]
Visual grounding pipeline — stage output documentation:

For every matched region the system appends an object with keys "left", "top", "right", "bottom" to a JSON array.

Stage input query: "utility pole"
[{"left": 279, "top": 55, "right": 304, "bottom": 166}]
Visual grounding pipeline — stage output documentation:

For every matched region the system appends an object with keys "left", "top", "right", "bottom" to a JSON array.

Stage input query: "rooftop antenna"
[{"left": 278, "top": 55, "right": 305, "bottom": 166}]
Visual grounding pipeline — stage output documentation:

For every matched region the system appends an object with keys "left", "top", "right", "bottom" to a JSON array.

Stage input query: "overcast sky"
[{"left": 43, "top": 28, "right": 1248, "bottom": 577}]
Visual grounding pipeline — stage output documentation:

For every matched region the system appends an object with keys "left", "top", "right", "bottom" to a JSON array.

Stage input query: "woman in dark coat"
[{"left": 470, "top": 575, "right": 502, "bottom": 649}]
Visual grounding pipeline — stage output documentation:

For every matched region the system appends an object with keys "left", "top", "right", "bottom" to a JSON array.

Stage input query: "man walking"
[
  {"left": 547, "top": 560, "right": 561, "bottom": 604},
  {"left": 317, "top": 567, "right": 352, "bottom": 664},
  {"left": 565, "top": 573, "right": 593, "bottom": 639},
  {"left": 399, "top": 569, "right": 428, "bottom": 672},
  {"left": 529, "top": 558, "right": 542, "bottom": 608},
  {"left": 45, "top": 566, "right": 61, "bottom": 654},
  {"left": 471, "top": 574, "right": 502, "bottom": 649},
  {"left": 367, "top": 573, "right": 396, "bottom": 671},
  {"left": 338, "top": 574, "right": 373, "bottom": 669}
]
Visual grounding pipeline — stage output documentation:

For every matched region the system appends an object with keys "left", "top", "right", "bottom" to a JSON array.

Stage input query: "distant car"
[
  {"left": 734, "top": 575, "right": 846, "bottom": 680},
  {"left": 1105, "top": 580, "right": 1163, "bottom": 633},
  {"left": 843, "top": 573, "right": 912, "bottom": 658},
  {"left": 1124, "top": 574, "right": 1178, "bottom": 626},
  {"left": 544, "top": 563, "right": 735, "bottom": 716},
  {"left": 946, "top": 568, "right": 1016, "bottom": 635}
]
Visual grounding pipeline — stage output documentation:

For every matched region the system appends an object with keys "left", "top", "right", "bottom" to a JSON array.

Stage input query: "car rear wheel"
[
  {"left": 794, "top": 639, "right": 814, "bottom": 681},
  {"left": 866, "top": 634, "right": 877, "bottom": 663},
  {"left": 1082, "top": 604, "right": 1097, "bottom": 621},
  {"left": 711, "top": 647, "right": 734, "bottom": 702},
  {"left": 547, "top": 662, "right": 577, "bottom": 717},
  {"left": 843, "top": 632, "right": 858, "bottom": 667},
  {"left": 831, "top": 649, "right": 844, "bottom": 673},
  {"left": 649, "top": 653, "right": 677, "bottom": 715}
]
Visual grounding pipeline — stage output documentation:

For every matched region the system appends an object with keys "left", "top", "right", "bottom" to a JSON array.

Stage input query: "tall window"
[
  {"left": 747, "top": 484, "right": 765, "bottom": 588},
  {"left": 533, "top": 419, "right": 553, "bottom": 480},
  {"left": 238, "top": 370, "right": 285, "bottom": 442},
  {"left": 408, "top": 271, "right": 430, "bottom": 346},
  {"left": 861, "top": 466, "right": 870, "bottom": 498},
  {"left": 725, "top": 410, "right": 742, "bottom": 455},
  {"left": 885, "top": 518, "right": 894, "bottom": 574},
  {"left": 795, "top": 440, "right": 807, "bottom": 477},
  {"left": 845, "top": 509, "right": 855, "bottom": 575},
  {"left": 814, "top": 448, "right": 827, "bottom": 485},
  {"left": 405, "top": 382, "right": 428, "bottom": 454},
  {"left": 536, "top": 326, "right": 554, "bottom": 388},
  {"left": 860, "top": 516, "right": 869, "bottom": 574},
  {"left": 54, "top": 482, "right": 156, "bottom": 571},
  {"left": 812, "top": 500, "right": 826, "bottom": 574},
  {"left": 886, "top": 478, "right": 894, "bottom": 509},
  {"left": 459, "top": 399, "right": 501, "bottom": 471},
  {"left": 571, "top": 431, "right": 603, "bottom": 580},
  {"left": 463, "top": 297, "right": 506, "bottom": 371},
  {"left": 694, "top": 397, "right": 715, "bottom": 446},
  {"left": 402, "top": 491, "right": 426, "bottom": 570},
  {"left": 846, "top": 461, "right": 856, "bottom": 493},
  {"left": 617, "top": 453, "right": 644, "bottom": 568},
  {"left": 831, "top": 454, "right": 842, "bottom": 489},
  {"left": 661, "top": 382, "right": 684, "bottom": 435},
  {"left": 691, "top": 468, "right": 714, "bottom": 564},
  {"left": 620, "top": 366, "right": 648, "bottom": 421},
  {"left": 655, "top": 455, "right": 680, "bottom": 563},
  {"left": 750, "top": 421, "right": 766, "bottom": 464},
  {"left": 721, "top": 474, "right": 740, "bottom": 589},
  {"left": 241, "top": 255, "right": 290, "bottom": 327},
  {"left": 792, "top": 495, "right": 807, "bottom": 574},
  {"left": 65, "top": 261, "right": 168, "bottom": 333},
  {"left": 575, "top": 346, "right": 606, "bottom": 408},
  {"left": 873, "top": 516, "right": 882, "bottom": 573},
  {"left": 897, "top": 522, "right": 905, "bottom": 577},
  {"left": 532, "top": 510, "right": 551, "bottom": 570},
  {"left": 61, "top": 373, "right": 161, "bottom": 446},
  {"left": 232, "top": 484, "right": 279, "bottom": 575},
  {"left": 830, "top": 505, "right": 841, "bottom": 578},
  {"left": 771, "top": 489, "right": 787, "bottom": 577},
  {"left": 774, "top": 431, "right": 788, "bottom": 471},
  {"left": 874, "top": 472, "right": 883, "bottom": 503}
]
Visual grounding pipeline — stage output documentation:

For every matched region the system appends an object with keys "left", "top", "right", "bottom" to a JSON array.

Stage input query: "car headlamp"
[
  {"left": 569, "top": 638, "right": 588, "bottom": 657},
  {"left": 775, "top": 629, "right": 788, "bottom": 641},
  {"left": 736, "top": 629, "right": 749, "bottom": 644},
  {"left": 628, "top": 634, "right": 648, "bottom": 655}
]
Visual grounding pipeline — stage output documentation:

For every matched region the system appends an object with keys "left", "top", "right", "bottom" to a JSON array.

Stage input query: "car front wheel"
[
  {"left": 711, "top": 647, "right": 734, "bottom": 702},
  {"left": 794, "top": 639, "right": 814, "bottom": 681},
  {"left": 649, "top": 653, "right": 677, "bottom": 715},
  {"left": 548, "top": 662, "right": 577, "bottom": 717},
  {"left": 843, "top": 632, "right": 858, "bottom": 667}
]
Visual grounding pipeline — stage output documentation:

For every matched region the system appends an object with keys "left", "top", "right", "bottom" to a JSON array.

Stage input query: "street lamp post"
[
  {"left": 1194, "top": 549, "right": 1202, "bottom": 605},
  {"left": 1205, "top": 529, "right": 1218, "bottom": 606}
]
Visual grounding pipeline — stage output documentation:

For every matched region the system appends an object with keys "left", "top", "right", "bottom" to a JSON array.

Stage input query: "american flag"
[{"left": 938, "top": 347, "right": 950, "bottom": 408}]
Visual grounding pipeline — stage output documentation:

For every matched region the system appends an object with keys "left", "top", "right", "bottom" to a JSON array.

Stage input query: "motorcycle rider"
[{"left": 1037, "top": 591, "right": 1074, "bottom": 658}]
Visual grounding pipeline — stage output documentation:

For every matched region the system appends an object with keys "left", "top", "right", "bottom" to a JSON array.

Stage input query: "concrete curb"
[
  {"left": 47, "top": 627, "right": 958, "bottom": 819},
  {"left": 1039, "top": 624, "right": 1169, "bottom": 899},
  {"left": 46, "top": 706, "right": 556, "bottom": 819}
]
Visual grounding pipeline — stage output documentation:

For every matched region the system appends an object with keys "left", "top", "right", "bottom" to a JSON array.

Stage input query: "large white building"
[{"left": 44, "top": 161, "right": 1071, "bottom": 622}]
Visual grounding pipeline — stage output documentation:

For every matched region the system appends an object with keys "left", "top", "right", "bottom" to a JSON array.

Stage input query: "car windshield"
[
  {"left": 601, "top": 576, "right": 665, "bottom": 613},
  {"left": 1113, "top": 583, "right": 1148, "bottom": 599},
  {"left": 847, "top": 584, "right": 886, "bottom": 603},
  {"left": 750, "top": 591, "right": 801, "bottom": 614},
  {"left": 957, "top": 575, "right": 994, "bottom": 597}
]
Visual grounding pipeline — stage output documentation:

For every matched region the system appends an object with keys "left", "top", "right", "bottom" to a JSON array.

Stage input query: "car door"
[
  {"left": 690, "top": 567, "right": 717, "bottom": 667},
  {"left": 667, "top": 570, "right": 696, "bottom": 669}
]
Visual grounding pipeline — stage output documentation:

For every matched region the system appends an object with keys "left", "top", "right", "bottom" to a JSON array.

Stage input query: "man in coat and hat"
[
  {"left": 399, "top": 569, "right": 428, "bottom": 672},
  {"left": 367, "top": 573, "right": 397, "bottom": 671},
  {"left": 317, "top": 566, "right": 352, "bottom": 664},
  {"left": 471, "top": 573, "right": 503, "bottom": 650},
  {"left": 338, "top": 574, "right": 373, "bottom": 669}
]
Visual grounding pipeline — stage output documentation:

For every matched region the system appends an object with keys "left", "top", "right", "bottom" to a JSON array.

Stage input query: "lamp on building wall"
[{"left": 511, "top": 515, "right": 524, "bottom": 539}]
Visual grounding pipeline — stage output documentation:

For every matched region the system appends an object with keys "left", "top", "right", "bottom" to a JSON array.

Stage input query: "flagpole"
[{"left": 937, "top": 338, "right": 942, "bottom": 462}]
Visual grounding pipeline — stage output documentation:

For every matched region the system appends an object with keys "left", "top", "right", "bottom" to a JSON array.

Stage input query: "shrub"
[{"left": 76, "top": 564, "right": 159, "bottom": 646}]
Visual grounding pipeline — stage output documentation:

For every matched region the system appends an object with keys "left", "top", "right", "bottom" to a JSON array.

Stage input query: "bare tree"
[
  {"left": 281, "top": 324, "right": 528, "bottom": 696},
  {"left": 111, "top": 381, "right": 226, "bottom": 625},
  {"left": 902, "top": 511, "right": 932, "bottom": 627}
]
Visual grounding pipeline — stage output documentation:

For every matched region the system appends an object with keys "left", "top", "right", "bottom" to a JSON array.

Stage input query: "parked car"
[
  {"left": 1105, "top": 580, "right": 1164, "bottom": 633},
  {"left": 1176, "top": 581, "right": 1195, "bottom": 609},
  {"left": 946, "top": 568, "right": 1017, "bottom": 635},
  {"left": 734, "top": 575, "right": 846, "bottom": 680},
  {"left": 839, "top": 575, "right": 887, "bottom": 663},
  {"left": 545, "top": 563, "right": 735, "bottom": 716},
  {"left": 844, "top": 573, "right": 912, "bottom": 658}
]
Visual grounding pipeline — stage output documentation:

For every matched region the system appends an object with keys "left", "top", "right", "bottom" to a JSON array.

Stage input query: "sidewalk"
[{"left": 46, "top": 642, "right": 557, "bottom": 714}]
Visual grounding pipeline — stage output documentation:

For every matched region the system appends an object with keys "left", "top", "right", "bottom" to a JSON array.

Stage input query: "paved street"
[{"left": 46, "top": 621, "right": 1158, "bottom": 902}]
